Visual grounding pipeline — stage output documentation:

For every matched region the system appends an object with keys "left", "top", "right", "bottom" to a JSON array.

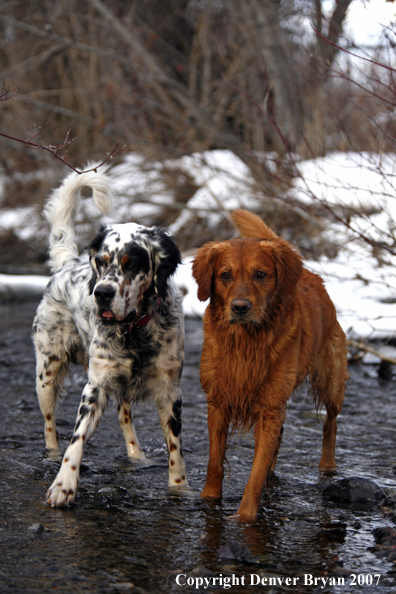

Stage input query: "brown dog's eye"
[
  {"left": 221, "top": 272, "right": 231, "bottom": 280},
  {"left": 256, "top": 271, "right": 266, "bottom": 279},
  {"left": 96, "top": 257, "right": 105, "bottom": 268}
]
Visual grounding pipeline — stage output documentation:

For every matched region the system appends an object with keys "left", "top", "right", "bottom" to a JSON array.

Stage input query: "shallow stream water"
[{"left": 1, "top": 299, "right": 396, "bottom": 593}]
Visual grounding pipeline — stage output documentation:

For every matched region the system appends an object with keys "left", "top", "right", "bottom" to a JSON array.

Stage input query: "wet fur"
[
  {"left": 33, "top": 168, "right": 187, "bottom": 506},
  {"left": 192, "top": 210, "right": 348, "bottom": 521}
]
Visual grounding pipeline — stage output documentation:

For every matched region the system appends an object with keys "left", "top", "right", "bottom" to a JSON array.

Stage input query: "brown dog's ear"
[
  {"left": 192, "top": 242, "right": 221, "bottom": 301},
  {"left": 265, "top": 239, "right": 303, "bottom": 300}
]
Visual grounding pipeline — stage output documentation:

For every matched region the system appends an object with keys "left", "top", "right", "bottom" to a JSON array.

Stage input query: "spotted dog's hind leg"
[
  {"left": 157, "top": 396, "right": 188, "bottom": 487},
  {"left": 33, "top": 327, "right": 71, "bottom": 452},
  {"left": 118, "top": 401, "right": 146, "bottom": 459},
  {"left": 35, "top": 352, "right": 65, "bottom": 451},
  {"left": 46, "top": 382, "right": 107, "bottom": 506}
]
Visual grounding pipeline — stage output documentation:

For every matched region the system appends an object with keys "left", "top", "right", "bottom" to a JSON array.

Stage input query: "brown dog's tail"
[{"left": 231, "top": 209, "right": 278, "bottom": 240}]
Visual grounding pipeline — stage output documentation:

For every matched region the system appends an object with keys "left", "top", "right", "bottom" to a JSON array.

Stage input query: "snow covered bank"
[
  {"left": 0, "top": 274, "right": 49, "bottom": 301},
  {"left": 291, "top": 152, "right": 396, "bottom": 341},
  {"left": 1, "top": 150, "right": 396, "bottom": 343}
]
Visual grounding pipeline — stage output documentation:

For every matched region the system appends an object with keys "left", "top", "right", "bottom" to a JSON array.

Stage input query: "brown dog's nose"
[{"left": 231, "top": 299, "right": 252, "bottom": 315}]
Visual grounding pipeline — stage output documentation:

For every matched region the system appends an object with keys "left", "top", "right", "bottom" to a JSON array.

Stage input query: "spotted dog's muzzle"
[{"left": 94, "top": 283, "right": 137, "bottom": 325}]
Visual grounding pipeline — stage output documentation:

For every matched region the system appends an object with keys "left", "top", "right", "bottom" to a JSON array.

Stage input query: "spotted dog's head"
[{"left": 87, "top": 223, "right": 181, "bottom": 325}]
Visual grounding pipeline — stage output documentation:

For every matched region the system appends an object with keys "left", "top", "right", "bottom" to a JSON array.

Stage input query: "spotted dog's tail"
[
  {"left": 44, "top": 168, "right": 113, "bottom": 273},
  {"left": 231, "top": 209, "right": 278, "bottom": 240}
]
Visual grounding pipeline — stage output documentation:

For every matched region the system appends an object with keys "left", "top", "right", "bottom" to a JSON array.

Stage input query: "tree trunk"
[{"left": 246, "top": 0, "right": 305, "bottom": 153}]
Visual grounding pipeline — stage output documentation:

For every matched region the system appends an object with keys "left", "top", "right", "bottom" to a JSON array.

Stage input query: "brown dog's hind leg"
[
  {"left": 319, "top": 409, "right": 338, "bottom": 470},
  {"left": 201, "top": 405, "right": 229, "bottom": 498},
  {"left": 314, "top": 323, "right": 348, "bottom": 470},
  {"left": 269, "top": 425, "right": 284, "bottom": 474}
]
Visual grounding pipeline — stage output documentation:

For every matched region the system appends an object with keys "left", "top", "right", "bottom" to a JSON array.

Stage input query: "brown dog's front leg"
[
  {"left": 234, "top": 411, "right": 285, "bottom": 521},
  {"left": 201, "top": 405, "right": 229, "bottom": 498}
]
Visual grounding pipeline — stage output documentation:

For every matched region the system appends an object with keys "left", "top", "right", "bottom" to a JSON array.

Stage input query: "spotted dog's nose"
[
  {"left": 94, "top": 284, "right": 115, "bottom": 306},
  {"left": 231, "top": 299, "right": 252, "bottom": 315}
]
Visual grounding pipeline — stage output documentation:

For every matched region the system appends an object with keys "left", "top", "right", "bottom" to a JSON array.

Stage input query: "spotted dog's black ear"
[
  {"left": 154, "top": 230, "right": 182, "bottom": 299},
  {"left": 85, "top": 226, "right": 107, "bottom": 295}
]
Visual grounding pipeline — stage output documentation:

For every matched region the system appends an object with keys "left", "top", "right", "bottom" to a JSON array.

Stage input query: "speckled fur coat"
[{"left": 33, "top": 168, "right": 187, "bottom": 506}]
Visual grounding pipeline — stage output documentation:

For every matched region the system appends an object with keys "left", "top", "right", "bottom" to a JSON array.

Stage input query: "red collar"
[{"left": 128, "top": 298, "right": 162, "bottom": 333}]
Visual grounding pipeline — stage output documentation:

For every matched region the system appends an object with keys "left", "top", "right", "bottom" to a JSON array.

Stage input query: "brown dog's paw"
[{"left": 201, "top": 486, "right": 222, "bottom": 498}]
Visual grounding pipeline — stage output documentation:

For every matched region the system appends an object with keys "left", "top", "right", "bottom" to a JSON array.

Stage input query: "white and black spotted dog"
[{"left": 33, "top": 168, "right": 187, "bottom": 506}]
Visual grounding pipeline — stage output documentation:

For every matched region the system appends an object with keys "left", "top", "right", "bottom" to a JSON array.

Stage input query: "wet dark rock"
[
  {"left": 320, "top": 521, "right": 347, "bottom": 540},
  {"left": 190, "top": 566, "right": 216, "bottom": 578},
  {"left": 373, "top": 527, "right": 396, "bottom": 546},
  {"left": 322, "top": 477, "right": 386, "bottom": 504},
  {"left": 217, "top": 542, "right": 259, "bottom": 565},
  {"left": 28, "top": 523, "right": 44, "bottom": 534},
  {"left": 378, "top": 360, "right": 393, "bottom": 381},
  {"left": 372, "top": 527, "right": 396, "bottom": 562},
  {"left": 382, "top": 493, "right": 396, "bottom": 507},
  {"left": 388, "top": 549, "right": 396, "bottom": 563},
  {"left": 255, "top": 555, "right": 278, "bottom": 570}
]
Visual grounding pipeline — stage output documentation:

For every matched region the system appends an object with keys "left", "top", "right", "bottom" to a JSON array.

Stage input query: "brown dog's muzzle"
[{"left": 231, "top": 299, "right": 252, "bottom": 316}]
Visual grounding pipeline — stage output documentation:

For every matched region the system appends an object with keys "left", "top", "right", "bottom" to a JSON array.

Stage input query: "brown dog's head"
[{"left": 192, "top": 238, "right": 303, "bottom": 325}]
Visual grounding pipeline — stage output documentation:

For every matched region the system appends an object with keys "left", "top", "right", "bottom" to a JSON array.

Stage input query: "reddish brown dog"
[{"left": 192, "top": 210, "right": 348, "bottom": 521}]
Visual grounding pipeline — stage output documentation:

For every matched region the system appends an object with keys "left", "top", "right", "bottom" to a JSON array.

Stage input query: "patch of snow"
[{"left": 1, "top": 150, "right": 396, "bottom": 344}]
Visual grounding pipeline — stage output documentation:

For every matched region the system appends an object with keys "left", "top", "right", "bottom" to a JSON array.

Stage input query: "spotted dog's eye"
[
  {"left": 96, "top": 257, "right": 106, "bottom": 268},
  {"left": 221, "top": 271, "right": 231, "bottom": 281},
  {"left": 255, "top": 270, "right": 266, "bottom": 279},
  {"left": 125, "top": 260, "right": 138, "bottom": 271}
]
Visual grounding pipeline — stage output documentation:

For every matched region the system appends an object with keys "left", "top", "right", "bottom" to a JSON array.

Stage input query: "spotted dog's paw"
[
  {"left": 45, "top": 447, "right": 62, "bottom": 461},
  {"left": 46, "top": 465, "right": 79, "bottom": 507},
  {"left": 169, "top": 474, "right": 188, "bottom": 487}
]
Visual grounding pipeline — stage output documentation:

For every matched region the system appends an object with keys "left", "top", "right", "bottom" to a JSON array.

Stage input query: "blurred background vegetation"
[{"left": 0, "top": 0, "right": 394, "bottom": 271}]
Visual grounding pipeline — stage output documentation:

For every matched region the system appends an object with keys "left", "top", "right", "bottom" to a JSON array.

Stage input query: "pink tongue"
[{"left": 102, "top": 311, "right": 114, "bottom": 318}]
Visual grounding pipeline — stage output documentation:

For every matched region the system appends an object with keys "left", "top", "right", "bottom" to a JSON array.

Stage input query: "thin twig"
[
  {"left": 313, "top": 27, "right": 396, "bottom": 73},
  {"left": 0, "top": 74, "right": 125, "bottom": 173},
  {"left": 0, "top": 128, "right": 125, "bottom": 174},
  {"left": 0, "top": 73, "right": 20, "bottom": 101},
  {"left": 347, "top": 98, "right": 396, "bottom": 146}
]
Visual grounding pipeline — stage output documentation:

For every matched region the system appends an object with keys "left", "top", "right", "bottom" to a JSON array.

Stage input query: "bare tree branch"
[
  {"left": 0, "top": 127, "right": 124, "bottom": 174},
  {"left": 314, "top": 27, "right": 396, "bottom": 74},
  {"left": 0, "top": 14, "right": 126, "bottom": 68},
  {"left": 0, "top": 78, "right": 125, "bottom": 174},
  {"left": 317, "top": 0, "right": 354, "bottom": 69},
  {"left": 0, "top": 43, "right": 66, "bottom": 81},
  {"left": 14, "top": 94, "right": 101, "bottom": 126},
  {"left": 347, "top": 339, "right": 396, "bottom": 365},
  {"left": 88, "top": 0, "right": 244, "bottom": 154},
  {"left": 0, "top": 73, "right": 20, "bottom": 101},
  {"left": 347, "top": 98, "right": 396, "bottom": 145}
]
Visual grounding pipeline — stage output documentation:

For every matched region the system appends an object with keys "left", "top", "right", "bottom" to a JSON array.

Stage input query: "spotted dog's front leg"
[
  {"left": 46, "top": 383, "right": 107, "bottom": 506},
  {"left": 157, "top": 396, "right": 188, "bottom": 487},
  {"left": 118, "top": 401, "right": 146, "bottom": 459}
]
